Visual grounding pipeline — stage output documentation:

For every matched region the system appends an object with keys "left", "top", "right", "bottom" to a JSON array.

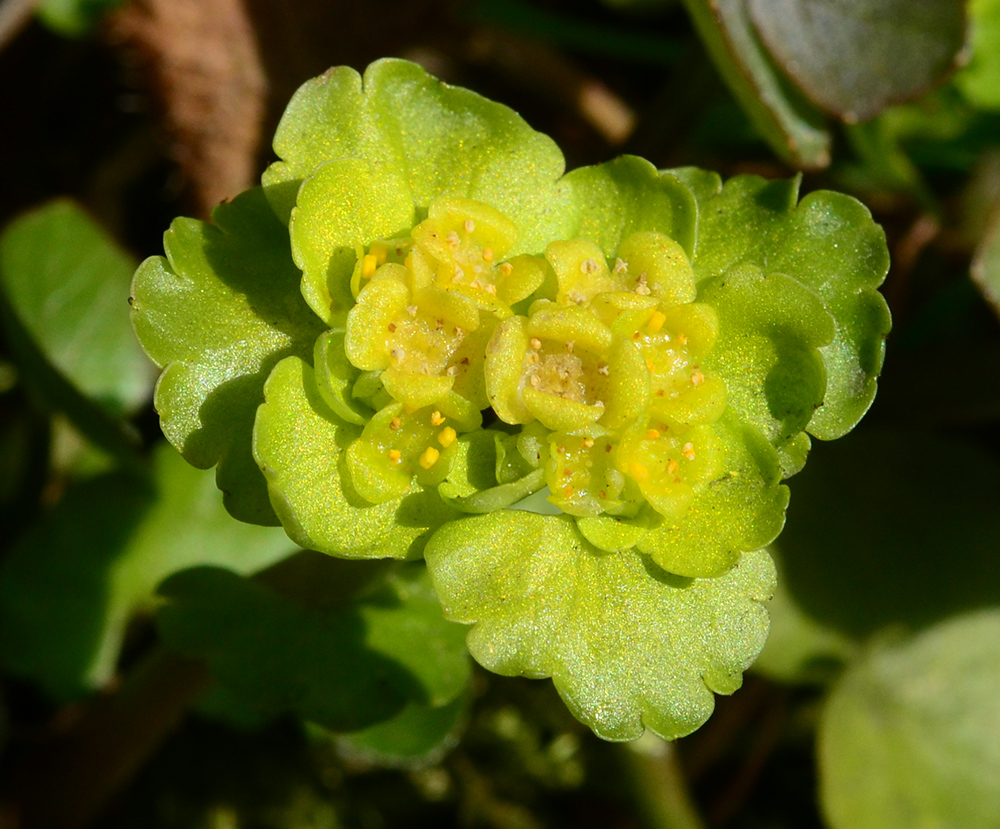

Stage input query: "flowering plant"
[{"left": 131, "top": 58, "right": 889, "bottom": 741}]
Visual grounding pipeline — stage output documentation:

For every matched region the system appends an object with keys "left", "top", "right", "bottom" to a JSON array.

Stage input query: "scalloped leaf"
[
  {"left": 157, "top": 563, "right": 470, "bottom": 732},
  {"left": 819, "top": 611, "right": 1000, "bottom": 829},
  {"left": 0, "top": 443, "right": 294, "bottom": 700},
  {"left": 425, "top": 512, "right": 774, "bottom": 741},
  {"left": 680, "top": 172, "right": 891, "bottom": 442},
  {"left": 131, "top": 187, "right": 326, "bottom": 525},
  {"left": 263, "top": 58, "right": 575, "bottom": 256},
  {"left": 253, "top": 355, "right": 459, "bottom": 558},
  {"left": 560, "top": 157, "right": 697, "bottom": 259}
]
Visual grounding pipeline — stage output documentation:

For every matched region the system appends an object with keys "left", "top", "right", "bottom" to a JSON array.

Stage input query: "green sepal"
[
  {"left": 130, "top": 187, "right": 325, "bottom": 525},
  {"left": 635, "top": 411, "right": 788, "bottom": 578},
  {"left": 313, "top": 330, "right": 370, "bottom": 425},
  {"left": 252, "top": 356, "right": 458, "bottom": 558},
  {"left": 263, "top": 58, "right": 575, "bottom": 254},
  {"left": 425, "top": 512, "right": 775, "bottom": 741}
]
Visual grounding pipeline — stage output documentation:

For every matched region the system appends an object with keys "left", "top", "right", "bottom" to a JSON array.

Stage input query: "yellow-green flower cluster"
[{"left": 342, "top": 195, "right": 728, "bottom": 522}]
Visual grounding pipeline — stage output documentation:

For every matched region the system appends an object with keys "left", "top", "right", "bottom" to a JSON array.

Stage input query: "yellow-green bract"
[{"left": 131, "top": 58, "right": 890, "bottom": 741}]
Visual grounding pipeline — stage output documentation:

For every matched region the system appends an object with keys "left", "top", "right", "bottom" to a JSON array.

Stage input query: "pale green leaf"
[
  {"left": 131, "top": 187, "right": 325, "bottom": 525},
  {"left": 425, "top": 512, "right": 774, "bottom": 741}
]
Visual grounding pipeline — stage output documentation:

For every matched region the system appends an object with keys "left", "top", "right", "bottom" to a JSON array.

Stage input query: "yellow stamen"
[
  {"left": 482, "top": 247, "right": 494, "bottom": 262},
  {"left": 419, "top": 446, "right": 440, "bottom": 469},
  {"left": 648, "top": 310, "right": 667, "bottom": 334},
  {"left": 388, "top": 449, "right": 402, "bottom": 463},
  {"left": 430, "top": 411, "right": 445, "bottom": 426},
  {"left": 361, "top": 254, "right": 378, "bottom": 279},
  {"left": 438, "top": 427, "right": 457, "bottom": 448}
]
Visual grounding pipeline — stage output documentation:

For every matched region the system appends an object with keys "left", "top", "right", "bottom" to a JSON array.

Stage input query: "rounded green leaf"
[
  {"left": 263, "top": 58, "right": 575, "bottom": 254},
  {"left": 131, "top": 187, "right": 325, "bottom": 525},
  {"left": 252, "top": 355, "right": 458, "bottom": 558},
  {"left": 425, "top": 512, "right": 775, "bottom": 741},
  {"left": 820, "top": 611, "right": 1000, "bottom": 829}
]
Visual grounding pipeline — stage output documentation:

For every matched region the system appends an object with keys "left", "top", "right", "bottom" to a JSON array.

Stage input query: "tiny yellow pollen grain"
[
  {"left": 645, "top": 428, "right": 660, "bottom": 440},
  {"left": 499, "top": 262, "right": 513, "bottom": 275},
  {"left": 482, "top": 247, "right": 494, "bottom": 262},
  {"left": 581, "top": 437, "right": 595, "bottom": 449},
  {"left": 682, "top": 442, "right": 696, "bottom": 461},
  {"left": 485, "top": 283, "right": 497, "bottom": 295},
  {"left": 464, "top": 219, "right": 475, "bottom": 233},
  {"left": 691, "top": 370, "right": 705, "bottom": 386},
  {"left": 438, "top": 427, "right": 457, "bottom": 447},
  {"left": 667, "top": 459, "right": 679, "bottom": 475},
  {"left": 677, "top": 333, "right": 688, "bottom": 346},
  {"left": 361, "top": 254, "right": 378, "bottom": 279},
  {"left": 526, "top": 352, "right": 539, "bottom": 365},
  {"left": 419, "top": 446, "right": 440, "bottom": 469},
  {"left": 645, "top": 359, "right": 656, "bottom": 374},
  {"left": 648, "top": 310, "right": 667, "bottom": 334},
  {"left": 388, "top": 449, "right": 402, "bottom": 464},
  {"left": 581, "top": 258, "right": 598, "bottom": 274},
  {"left": 563, "top": 484, "right": 575, "bottom": 498},
  {"left": 389, "top": 417, "right": 402, "bottom": 431},
  {"left": 566, "top": 340, "right": 575, "bottom": 352},
  {"left": 630, "top": 462, "right": 650, "bottom": 482},
  {"left": 613, "top": 258, "right": 628, "bottom": 274},
  {"left": 446, "top": 230, "right": 461, "bottom": 248},
  {"left": 530, "top": 337, "right": 542, "bottom": 349},
  {"left": 430, "top": 410, "right": 445, "bottom": 426},
  {"left": 406, "top": 305, "right": 418, "bottom": 317}
]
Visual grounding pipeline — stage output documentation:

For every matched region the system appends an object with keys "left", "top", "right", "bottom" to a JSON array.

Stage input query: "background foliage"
[{"left": 1, "top": 0, "right": 998, "bottom": 827}]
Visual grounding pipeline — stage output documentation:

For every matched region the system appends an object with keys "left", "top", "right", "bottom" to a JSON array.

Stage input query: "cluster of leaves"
[{"left": 128, "top": 56, "right": 888, "bottom": 743}]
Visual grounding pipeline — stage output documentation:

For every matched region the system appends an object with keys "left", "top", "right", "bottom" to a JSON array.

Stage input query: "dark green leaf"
[
  {"left": 157, "top": 564, "right": 470, "bottom": 732},
  {"left": 681, "top": 0, "right": 832, "bottom": 168},
  {"left": 0, "top": 444, "right": 294, "bottom": 700},
  {"left": 748, "top": 0, "right": 967, "bottom": 122}
]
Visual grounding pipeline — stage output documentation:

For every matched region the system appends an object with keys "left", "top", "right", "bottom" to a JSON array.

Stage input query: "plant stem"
[{"left": 621, "top": 733, "right": 707, "bottom": 829}]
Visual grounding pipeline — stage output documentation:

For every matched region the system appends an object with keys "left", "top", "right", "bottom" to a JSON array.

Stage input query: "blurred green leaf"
[
  {"left": 329, "top": 694, "right": 467, "bottom": 768},
  {"left": 776, "top": 430, "right": 1000, "bottom": 641},
  {"left": 956, "top": 0, "right": 1000, "bottom": 110},
  {"left": 748, "top": 0, "right": 967, "bottom": 123},
  {"left": 0, "top": 444, "right": 295, "bottom": 700},
  {"left": 820, "top": 611, "right": 1000, "bottom": 829},
  {"left": 0, "top": 200, "right": 154, "bottom": 417},
  {"left": 157, "top": 563, "right": 471, "bottom": 732},
  {"left": 972, "top": 208, "right": 1000, "bottom": 317},
  {"left": 681, "top": 0, "right": 832, "bottom": 168},
  {"left": 36, "top": 0, "right": 129, "bottom": 36}
]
